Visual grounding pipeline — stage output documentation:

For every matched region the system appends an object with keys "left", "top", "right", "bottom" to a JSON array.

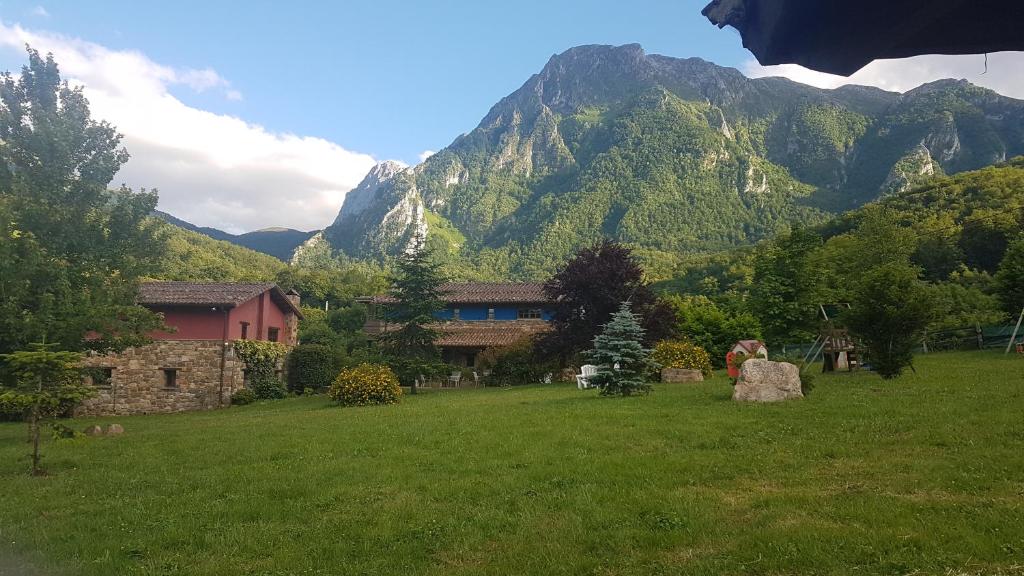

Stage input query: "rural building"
[
  {"left": 359, "top": 282, "right": 554, "bottom": 367},
  {"left": 79, "top": 282, "right": 302, "bottom": 416}
]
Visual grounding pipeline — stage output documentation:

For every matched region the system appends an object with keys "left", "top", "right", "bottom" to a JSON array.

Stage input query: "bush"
[
  {"left": 286, "top": 344, "right": 345, "bottom": 394},
  {"left": 651, "top": 340, "right": 713, "bottom": 377},
  {"left": 231, "top": 388, "right": 256, "bottom": 405},
  {"left": 477, "top": 337, "right": 551, "bottom": 387},
  {"left": 328, "top": 363, "right": 402, "bottom": 407},
  {"left": 664, "top": 294, "right": 763, "bottom": 367},
  {"left": 250, "top": 374, "right": 287, "bottom": 400}
]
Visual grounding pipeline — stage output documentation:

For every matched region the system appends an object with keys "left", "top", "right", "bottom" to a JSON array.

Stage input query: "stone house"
[
  {"left": 358, "top": 282, "right": 553, "bottom": 367},
  {"left": 79, "top": 282, "right": 302, "bottom": 416}
]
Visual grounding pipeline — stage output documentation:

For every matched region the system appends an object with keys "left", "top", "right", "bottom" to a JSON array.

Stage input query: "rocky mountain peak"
[{"left": 334, "top": 160, "right": 407, "bottom": 222}]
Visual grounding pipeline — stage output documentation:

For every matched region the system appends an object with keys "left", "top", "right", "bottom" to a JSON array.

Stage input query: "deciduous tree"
[
  {"left": 0, "top": 47, "right": 163, "bottom": 355},
  {"left": 538, "top": 240, "right": 674, "bottom": 363}
]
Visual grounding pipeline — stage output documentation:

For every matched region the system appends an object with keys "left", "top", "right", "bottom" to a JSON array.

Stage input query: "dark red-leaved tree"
[{"left": 537, "top": 240, "right": 675, "bottom": 363}]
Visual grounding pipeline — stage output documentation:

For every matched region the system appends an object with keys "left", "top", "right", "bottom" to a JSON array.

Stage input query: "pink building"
[{"left": 80, "top": 282, "right": 302, "bottom": 416}]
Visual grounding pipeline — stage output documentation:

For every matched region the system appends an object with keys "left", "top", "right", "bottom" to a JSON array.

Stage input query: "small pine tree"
[{"left": 587, "top": 302, "right": 658, "bottom": 397}]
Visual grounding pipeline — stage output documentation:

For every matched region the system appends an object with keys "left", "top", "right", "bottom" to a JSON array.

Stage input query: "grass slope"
[{"left": 1, "top": 351, "right": 1022, "bottom": 575}]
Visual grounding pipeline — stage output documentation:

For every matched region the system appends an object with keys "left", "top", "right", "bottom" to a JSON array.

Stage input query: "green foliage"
[
  {"left": 0, "top": 345, "right": 88, "bottom": 474},
  {"left": 286, "top": 344, "right": 344, "bottom": 394},
  {"left": 651, "top": 340, "right": 713, "bottom": 378},
  {"left": 249, "top": 377, "right": 286, "bottom": 400},
  {"left": 587, "top": 302, "right": 658, "bottom": 397},
  {"left": 476, "top": 338, "right": 552, "bottom": 387},
  {"left": 750, "top": 227, "right": 822, "bottom": 344},
  {"left": 995, "top": 237, "right": 1024, "bottom": 317},
  {"left": 845, "top": 264, "right": 936, "bottom": 379},
  {"left": 328, "top": 363, "right": 402, "bottom": 407},
  {"left": 377, "top": 236, "right": 446, "bottom": 390},
  {"left": 233, "top": 340, "right": 287, "bottom": 400},
  {"left": 663, "top": 294, "right": 761, "bottom": 366},
  {"left": 154, "top": 221, "right": 286, "bottom": 282},
  {"left": 0, "top": 48, "right": 165, "bottom": 355},
  {"left": 230, "top": 388, "right": 256, "bottom": 406}
]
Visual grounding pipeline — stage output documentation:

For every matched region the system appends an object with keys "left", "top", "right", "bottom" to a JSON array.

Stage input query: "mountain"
[
  {"left": 151, "top": 218, "right": 287, "bottom": 282},
  {"left": 153, "top": 211, "right": 316, "bottom": 261},
  {"left": 324, "top": 44, "right": 1024, "bottom": 280}
]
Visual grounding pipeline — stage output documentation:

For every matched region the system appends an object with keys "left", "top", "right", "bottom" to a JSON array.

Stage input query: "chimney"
[{"left": 285, "top": 289, "right": 301, "bottom": 309}]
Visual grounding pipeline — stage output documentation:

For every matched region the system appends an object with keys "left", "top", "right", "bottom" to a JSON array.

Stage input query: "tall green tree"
[
  {"left": 845, "top": 264, "right": 935, "bottom": 379},
  {"left": 0, "top": 48, "right": 164, "bottom": 354},
  {"left": 995, "top": 237, "right": 1024, "bottom": 317},
  {"left": 378, "top": 235, "right": 446, "bottom": 393},
  {"left": 587, "top": 301, "right": 658, "bottom": 397},
  {"left": 750, "top": 227, "right": 821, "bottom": 345}
]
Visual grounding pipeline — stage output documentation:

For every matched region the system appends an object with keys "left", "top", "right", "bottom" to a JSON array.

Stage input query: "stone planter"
[{"left": 661, "top": 368, "right": 704, "bottom": 383}]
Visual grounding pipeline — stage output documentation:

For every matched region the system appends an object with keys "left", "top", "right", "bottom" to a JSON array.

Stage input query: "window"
[
  {"left": 466, "top": 353, "right": 477, "bottom": 367},
  {"left": 518, "top": 308, "right": 542, "bottom": 320},
  {"left": 240, "top": 321, "right": 249, "bottom": 340},
  {"left": 268, "top": 327, "right": 280, "bottom": 342},
  {"left": 88, "top": 367, "right": 113, "bottom": 388},
  {"left": 162, "top": 368, "right": 178, "bottom": 389},
  {"left": 453, "top": 308, "right": 460, "bottom": 320},
  {"left": 487, "top": 308, "right": 495, "bottom": 320}
]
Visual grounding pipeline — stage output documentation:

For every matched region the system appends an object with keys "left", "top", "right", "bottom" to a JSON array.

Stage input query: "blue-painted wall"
[{"left": 432, "top": 304, "right": 552, "bottom": 321}]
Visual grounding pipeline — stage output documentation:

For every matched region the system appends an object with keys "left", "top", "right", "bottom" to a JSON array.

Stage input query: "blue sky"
[
  {"left": 0, "top": 1, "right": 1021, "bottom": 232},
  {"left": 0, "top": 0, "right": 751, "bottom": 163}
]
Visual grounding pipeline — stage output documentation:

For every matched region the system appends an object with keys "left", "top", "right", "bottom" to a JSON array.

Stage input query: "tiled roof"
[
  {"left": 138, "top": 281, "right": 303, "bottom": 318},
  {"left": 436, "top": 320, "right": 551, "bottom": 348},
  {"left": 366, "top": 282, "right": 550, "bottom": 305},
  {"left": 735, "top": 339, "right": 766, "bottom": 353}
]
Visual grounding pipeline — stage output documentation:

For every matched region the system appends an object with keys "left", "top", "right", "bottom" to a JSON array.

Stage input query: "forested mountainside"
[
  {"left": 324, "top": 44, "right": 1024, "bottom": 280},
  {"left": 153, "top": 211, "right": 315, "bottom": 261},
  {"left": 152, "top": 219, "right": 287, "bottom": 282},
  {"left": 659, "top": 158, "right": 1024, "bottom": 340}
]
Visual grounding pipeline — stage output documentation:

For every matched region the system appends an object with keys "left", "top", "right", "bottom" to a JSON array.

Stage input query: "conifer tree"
[
  {"left": 378, "top": 234, "right": 446, "bottom": 394},
  {"left": 587, "top": 301, "right": 658, "bottom": 397}
]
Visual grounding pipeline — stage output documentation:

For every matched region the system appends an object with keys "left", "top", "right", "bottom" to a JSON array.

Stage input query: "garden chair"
[
  {"left": 448, "top": 371, "right": 462, "bottom": 387},
  {"left": 472, "top": 371, "right": 480, "bottom": 386},
  {"left": 576, "top": 365, "right": 598, "bottom": 389}
]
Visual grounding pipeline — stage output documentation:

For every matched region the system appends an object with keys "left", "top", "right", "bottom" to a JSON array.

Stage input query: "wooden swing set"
[{"left": 802, "top": 304, "right": 860, "bottom": 372}]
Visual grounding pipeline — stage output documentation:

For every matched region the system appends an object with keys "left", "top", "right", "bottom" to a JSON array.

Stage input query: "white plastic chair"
[
  {"left": 448, "top": 371, "right": 462, "bottom": 387},
  {"left": 576, "top": 365, "right": 598, "bottom": 389}
]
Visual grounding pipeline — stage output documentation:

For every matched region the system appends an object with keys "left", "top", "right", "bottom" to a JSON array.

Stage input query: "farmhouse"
[
  {"left": 79, "top": 282, "right": 302, "bottom": 416},
  {"left": 359, "top": 282, "right": 554, "bottom": 367}
]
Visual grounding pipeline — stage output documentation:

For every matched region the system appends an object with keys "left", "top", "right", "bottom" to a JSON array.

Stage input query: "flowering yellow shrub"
[
  {"left": 328, "top": 363, "right": 402, "bottom": 407},
  {"left": 652, "top": 340, "right": 713, "bottom": 377}
]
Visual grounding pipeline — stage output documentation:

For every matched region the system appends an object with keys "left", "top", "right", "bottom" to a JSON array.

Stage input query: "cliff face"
[{"left": 322, "top": 44, "right": 1024, "bottom": 278}]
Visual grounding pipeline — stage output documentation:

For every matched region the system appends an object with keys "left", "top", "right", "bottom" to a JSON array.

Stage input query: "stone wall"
[{"left": 78, "top": 340, "right": 247, "bottom": 416}]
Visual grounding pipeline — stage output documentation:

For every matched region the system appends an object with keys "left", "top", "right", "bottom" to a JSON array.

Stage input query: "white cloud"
[
  {"left": 418, "top": 149, "right": 435, "bottom": 163},
  {"left": 0, "top": 22, "right": 378, "bottom": 233},
  {"left": 742, "top": 52, "right": 1024, "bottom": 99},
  {"left": 30, "top": 6, "right": 49, "bottom": 18}
]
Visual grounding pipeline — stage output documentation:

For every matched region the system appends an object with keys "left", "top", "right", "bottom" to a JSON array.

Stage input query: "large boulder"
[
  {"left": 732, "top": 359, "right": 803, "bottom": 402},
  {"left": 661, "top": 368, "right": 704, "bottom": 383}
]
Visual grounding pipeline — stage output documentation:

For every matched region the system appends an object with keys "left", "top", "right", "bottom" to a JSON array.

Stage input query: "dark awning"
[{"left": 702, "top": 0, "right": 1024, "bottom": 76}]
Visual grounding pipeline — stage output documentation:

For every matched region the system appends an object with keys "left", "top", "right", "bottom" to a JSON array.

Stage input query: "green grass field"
[{"left": 2, "top": 351, "right": 1023, "bottom": 575}]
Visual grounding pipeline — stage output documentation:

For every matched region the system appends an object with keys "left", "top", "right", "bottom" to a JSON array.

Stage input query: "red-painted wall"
[
  {"left": 149, "top": 289, "right": 292, "bottom": 343},
  {"left": 228, "top": 292, "right": 288, "bottom": 342},
  {"left": 149, "top": 307, "right": 227, "bottom": 340}
]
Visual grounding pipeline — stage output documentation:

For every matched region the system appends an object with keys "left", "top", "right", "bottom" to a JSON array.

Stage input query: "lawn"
[{"left": 1, "top": 351, "right": 1023, "bottom": 575}]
